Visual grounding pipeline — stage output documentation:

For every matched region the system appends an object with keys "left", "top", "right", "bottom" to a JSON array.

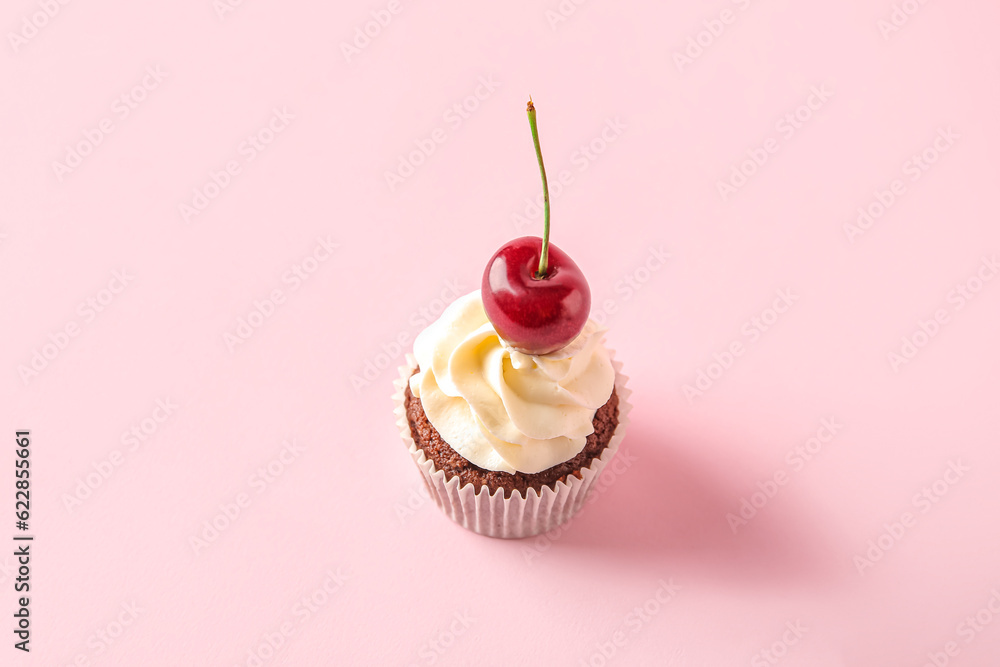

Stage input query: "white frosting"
[{"left": 409, "top": 290, "right": 615, "bottom": 474}]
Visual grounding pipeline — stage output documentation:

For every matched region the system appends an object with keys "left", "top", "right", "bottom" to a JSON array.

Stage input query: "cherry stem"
[{"left": 527, "top": 98, "right": 550, "bottom": 279}]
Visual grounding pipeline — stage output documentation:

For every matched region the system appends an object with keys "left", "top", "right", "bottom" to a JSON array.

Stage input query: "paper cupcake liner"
[{"left": 392, "top": 349, "right": 631, "bottom": 539}]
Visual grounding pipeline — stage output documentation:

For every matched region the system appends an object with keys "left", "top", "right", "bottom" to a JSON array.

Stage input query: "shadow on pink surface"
[{"left": 551, "top": 416, "right": 846, "bottom": 587}]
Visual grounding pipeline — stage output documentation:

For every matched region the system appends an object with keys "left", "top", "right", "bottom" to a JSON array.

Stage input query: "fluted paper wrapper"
[{"left": 392, "top": 350, "right": 631, "bottom": 539}]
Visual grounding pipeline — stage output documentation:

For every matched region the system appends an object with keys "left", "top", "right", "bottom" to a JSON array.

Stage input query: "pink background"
[{"left": 3, "top": 0, "right": 1000, "bottom": 665}]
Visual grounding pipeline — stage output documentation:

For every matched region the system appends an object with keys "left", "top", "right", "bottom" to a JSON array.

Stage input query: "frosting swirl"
[{"left": 409, "top": 290, "right": 615, "bottom": 474}]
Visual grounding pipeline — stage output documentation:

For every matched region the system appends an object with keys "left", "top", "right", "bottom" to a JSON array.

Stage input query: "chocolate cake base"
[{"left": 404, "top": 371, "right": 619, "bottom": 499}]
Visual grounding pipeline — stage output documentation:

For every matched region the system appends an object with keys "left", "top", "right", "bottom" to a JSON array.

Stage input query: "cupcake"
[{"left": 391, "top": 99, "right": 630, "bottom": 538}]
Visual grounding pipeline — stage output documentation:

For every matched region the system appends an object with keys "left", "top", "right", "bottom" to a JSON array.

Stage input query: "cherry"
[
  {"left": 482, "top": 237, "right": 590, "bottom": 354},
  {"left": 481, "top": 99, "right": 591, "bottom": 355}
]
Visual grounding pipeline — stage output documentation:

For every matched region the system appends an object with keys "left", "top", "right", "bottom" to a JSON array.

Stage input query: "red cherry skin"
[{"left": 481, "top": 236, "right": 591, "bottom": 355}]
